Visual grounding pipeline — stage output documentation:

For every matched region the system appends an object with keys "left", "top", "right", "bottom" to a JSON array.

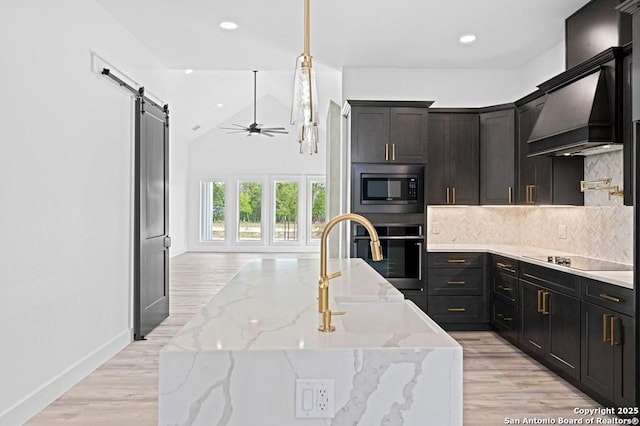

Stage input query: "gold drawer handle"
[
  {"left": 599, "top": 293, "right": 622, "bottom": 303},
  {"left": 497, "top": 285, "right": 512, "bottom": 292},
  {"left": 610, "top": 316, "right": 619, "bottom": 347},
  {"left": 447, "top": 307, "right": 466, "bottom": 312},
  {"left": 496, "top": 262, "right": 515, "bottom": 272},
  {"left": 603, "top": 313, "right": 612, "bottom": 343},
  {"left": 447, "top": 281, "right": 466, "bottom": 285},
  {"left": 497, "top": 313, "right": 513, "bottom": 321},
  {"left": 447, "top": 259, "right": 466, "bottom": 264}
]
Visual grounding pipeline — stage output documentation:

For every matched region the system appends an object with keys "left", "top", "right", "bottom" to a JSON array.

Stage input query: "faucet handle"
[
  {"left": 327, "top": 271, "right": 342, "bottom": 280},
  {"left": 319, "top": 309, "right": 346, "bottom": 332}
]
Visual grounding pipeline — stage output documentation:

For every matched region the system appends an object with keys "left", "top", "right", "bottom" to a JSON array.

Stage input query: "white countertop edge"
[{"left": 427, "top": 244, "right": 633, "bottom": 290}]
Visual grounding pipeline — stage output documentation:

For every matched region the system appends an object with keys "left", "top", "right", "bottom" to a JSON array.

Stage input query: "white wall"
[
  {"left": 517, "top": 41, "right": 566, "bottom": 99},
  {"left": 0, "top": 1, "right": 169, "bottom": 423},
  {"left": 342, "top": 67, "right": 522, "bottom": 107}
]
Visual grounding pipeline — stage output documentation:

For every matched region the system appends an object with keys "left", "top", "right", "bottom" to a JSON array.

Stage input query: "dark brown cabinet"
[
  {"left": 350, "top": 101, "right": 431, "bottom": 164},
  {"left": 427, "top": 113, "right": 479, "bottom": 205},
  {"left": 427, "top": 252, "right": 487, "bottom": 329},
  {"left": 519, "top": 264, "right": 581, "bottom": 380},
  {"left": 480, "top": 108, "right": 516, "bottom": 205},
  {"left": 516, "top": 94, "right": 585, "bottom": 205},
  {"left": 581, "top": 279, "right": 635, "bottom": 407},
  {"left": 490, "top": 255, "right": 520, "bottom": 344}
]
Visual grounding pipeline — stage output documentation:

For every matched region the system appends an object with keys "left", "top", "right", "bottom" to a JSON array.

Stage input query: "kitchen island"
[{"left": 158, "top": 258, "right": 462, "bottom": 425}]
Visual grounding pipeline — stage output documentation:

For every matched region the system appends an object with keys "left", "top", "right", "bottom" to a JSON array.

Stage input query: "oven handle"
[
  {"left": 417, "top": 242, "right": 423, "bottom": 281},
  {"left": 353, "top": 236, "right": 424, "bottom": 240}
]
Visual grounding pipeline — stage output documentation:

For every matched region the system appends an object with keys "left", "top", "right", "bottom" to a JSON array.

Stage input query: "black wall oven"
[
  {"left": 352, "top": 164, "right": 424, "bottom": 214},
  {"left": 352, "top": 224, "right": 424, "bottom": 290}
]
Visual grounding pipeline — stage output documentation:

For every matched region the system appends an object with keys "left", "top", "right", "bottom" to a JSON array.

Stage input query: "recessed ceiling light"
[
  {"left": 217, "top": 103, "right": 224, "bottom": 108},
  {"left": 459, "top": 34, "right": 476, "bottom": 44},
  {"left": 185, "top": 69, "right": 193, "bottom": 75},
  {"left": 219, "top": 21, "right": 238, "bottom": 30}
]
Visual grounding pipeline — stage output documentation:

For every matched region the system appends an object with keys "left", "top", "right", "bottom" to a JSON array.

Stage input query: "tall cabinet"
[
  {"left": 427, "top": 113, "right": 480, "bottom": 205},
  {"left": 480, "top": 107, "right": 516, "bottom": 205}
]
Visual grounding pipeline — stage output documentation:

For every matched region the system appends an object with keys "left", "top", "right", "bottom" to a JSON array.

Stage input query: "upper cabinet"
[
  {"left": 349, "top": 101, "right": 432, "bottom": 164},
  {"left": 480, "top": 107, "right": 516, "bottom": 205},
  {"left": 427, "top": 113, "right": 480, "bottom": 205},
  {"left": 516, "top": 94, "right": 585, "bottom": 206}
]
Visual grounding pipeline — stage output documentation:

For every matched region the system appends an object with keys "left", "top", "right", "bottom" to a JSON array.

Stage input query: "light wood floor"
[{"left": 29, "top": 253, "right": 605, "bottom": 425}]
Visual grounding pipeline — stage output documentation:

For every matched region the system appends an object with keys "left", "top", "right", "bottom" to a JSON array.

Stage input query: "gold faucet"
[{"left": 318, "top": 213, "right": 383, "bottom": 332}]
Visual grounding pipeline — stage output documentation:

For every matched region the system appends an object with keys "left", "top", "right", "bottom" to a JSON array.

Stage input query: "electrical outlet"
[
  {"left": 295, "top": 379, "right": 335, "bottom": 418},
  {"left": 558, "top": 224, "right": 568, "bottom": 239},
  {"left": 432, "top": 222, "right": 440, "bottom": 234}
]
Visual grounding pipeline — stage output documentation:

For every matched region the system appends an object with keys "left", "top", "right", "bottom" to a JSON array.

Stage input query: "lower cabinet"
[
  {"left": 402, "top": 289, "right": 427, "bottom": 313},
  {"left": 581, "top": 303, "right": 635, "bottom": 406},
  {"left": 426, "top": 252, "right": 487, "bottom": 330},
  {"left": 519, "top": 279, "right": 581, "bottom": 380}
]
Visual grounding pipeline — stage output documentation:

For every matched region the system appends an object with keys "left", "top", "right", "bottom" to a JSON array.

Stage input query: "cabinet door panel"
[
  {"left": 351, "top": 107, "right": 389, "bottom": 163},
  {"left": 449, "top": 114, "right": 479, "bottom": 205},
  {"left": 581, "top": 302, "right": 614, "bottom": 400},
  {"left": 547, "top": 291, "right": 581, "bottom": 379},
  {"left": 614, "top": 312, "right": 635, "bottom": 406},
  {"left": 480, "top": 109, "right": 515, "bottom": 205},
  {"left": 390, "top": 107, "right": 427, "bottom": 163},
  {"left": 426, "top": 114, "right": 448, "bottom": 205},
  {"left": 519, "top": 280, "right": 547, "bottom": 357}
]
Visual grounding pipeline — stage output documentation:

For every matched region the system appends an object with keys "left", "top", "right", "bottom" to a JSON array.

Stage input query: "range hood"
[{"left": 527, "top": 70, "right": 613, "bottom": 157}]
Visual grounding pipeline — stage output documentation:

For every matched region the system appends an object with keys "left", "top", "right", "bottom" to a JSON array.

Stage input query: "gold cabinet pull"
[
  {"left": 448, "top": 307, "right": 466, "bottom": 312},
  {"left": 452, "top": 187, "right": 456, "bottom": 204},
  {"left": 446, "top": 187, "right": 450, "bottom": 204},
  {"left": 610, "top": 316, "right": 619, "bottom": 346},
  {"left": 508, "top": 186, "right": 513, "bottom": 204},
  {"left": 391, "top": 143, "right": 396, "bottom": 161},
  {"left": 603, "top": 313, "right": 612, "bottom": 343},
  {"left": 497, "top": 285, "right": 512, "bottom": 292},
  {"left": 496, "top": 262, "right": 515, "bottom": 272},
  {"left": 542, "top": 291, "right": 550, "bottom": 315},
  {"left": 537, "top": 289, "right": 543, "bottom": 313},
  {"left": 447, "top": 280, "right": 466, "bottom": 285},
  {"left": 497, "top": 313, "right": 513, "bottom": 321},
  {"left": 384, "top": 143, "right": 389, "bottom": 161},
  {"left": 447, "top": 259, "right": 466, "bottom": 264},
  {"left": 599, "top": 293, "right": 622, "bottom": 303},
  {"left": 530, "top": 185, "right": 535, "bottom": 203}
]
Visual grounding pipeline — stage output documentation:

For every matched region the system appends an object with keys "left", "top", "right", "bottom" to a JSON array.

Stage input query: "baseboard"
[
  {"left": 0, "top": 329, "right": 132, "bottom": 426},
  {"left": 169, "top": 247, "right": 187, "bottom": 258}
]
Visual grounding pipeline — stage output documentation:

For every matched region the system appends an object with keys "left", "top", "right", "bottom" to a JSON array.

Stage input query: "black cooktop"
[{"left": 522, "top": 255, "right": 633, "bottom": 271}]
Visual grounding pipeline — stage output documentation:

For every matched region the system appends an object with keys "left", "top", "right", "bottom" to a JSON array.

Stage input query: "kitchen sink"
[{"left": 334, "top": 300, "right": 440, "bottom": 334}]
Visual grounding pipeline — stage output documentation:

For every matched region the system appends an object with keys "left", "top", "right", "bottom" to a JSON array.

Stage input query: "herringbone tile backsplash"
[{"left": 427, "top": 150, "right": 632, "bottom": 264}]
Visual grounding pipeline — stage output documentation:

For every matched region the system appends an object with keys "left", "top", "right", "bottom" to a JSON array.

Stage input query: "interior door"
[{"left": 134, "top": 98, "right": 170, "bottom": 340}]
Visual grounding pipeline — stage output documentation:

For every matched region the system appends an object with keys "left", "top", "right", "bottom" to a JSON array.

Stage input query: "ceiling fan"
[{"left": 221, "top": 70, "right": 289, "bottom": 137}]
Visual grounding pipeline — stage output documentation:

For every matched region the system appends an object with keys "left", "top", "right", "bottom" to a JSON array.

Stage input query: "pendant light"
[{"left": 291, "top": 0, "right": 319, "bottom": 155}]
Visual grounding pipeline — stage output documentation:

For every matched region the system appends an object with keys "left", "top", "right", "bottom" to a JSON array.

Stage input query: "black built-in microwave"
[{"left": 352, "top": 164, "right": 424, "bottom": 213}]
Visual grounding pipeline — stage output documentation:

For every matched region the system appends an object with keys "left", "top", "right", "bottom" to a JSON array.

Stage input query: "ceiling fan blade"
[
  {"left": 221, "top": 126, "right": 249, "bottom": 131},
  {"left": 261, "top": 130, "right": 289, "bottom": 134},
  {"left": 261, "top": 127, "right": 288, "bottom": 131},
  {"left": 224, "top": 130, "right": 248, "bottom": 134},
  {"left": 231, "top": 123, "right": 249, "bottom": 128},
  {"left": 260, "top": 131, "right": 275, "bottom": 137}
]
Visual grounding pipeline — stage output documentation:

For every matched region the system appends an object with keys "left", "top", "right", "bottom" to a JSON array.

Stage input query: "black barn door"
[{"left": 134, "top": 97, "right": 170, "bottom": 340}]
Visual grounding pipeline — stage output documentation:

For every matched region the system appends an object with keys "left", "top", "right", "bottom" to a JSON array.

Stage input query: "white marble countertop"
[
  {"left": 162, "top": 258, "right": 459, "bottom": 354},
  {"left": 427, "top": 244, "right": 633, "bottom": 290}
]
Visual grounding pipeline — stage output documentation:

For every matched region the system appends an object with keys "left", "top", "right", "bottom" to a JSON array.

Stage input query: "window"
[
  {"left": 274, "top": 181, "right": 299, "bottom": 242},
  {"left": 309, "top": 180, "right": 326, "bottom": 242},
  {"left": 199, "top": 175, "right": 325, "bottom": 248},
  {"left": 238, "top": 181, "right": 262, "bottom": 241},
  {"left": 200, "top": 181, "right": 226, "bottom": 241}
]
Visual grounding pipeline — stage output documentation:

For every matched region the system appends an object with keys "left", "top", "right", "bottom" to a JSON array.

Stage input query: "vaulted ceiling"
[{"left": 97, "top": 0, "right": 591, "bottom": 71}]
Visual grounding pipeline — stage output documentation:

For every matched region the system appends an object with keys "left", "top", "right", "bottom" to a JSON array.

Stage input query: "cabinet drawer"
[
  {"left": 491, "top": 255, "right": 518, "bottom": 276},
  {"left": 428, "top": 296, "right": 485, "bottom": 323},
  {"left": 492, "top": 271, "right": 519, "bottom": 307},
  {"left": 428, "top": 252, "right": 483, "bottom": 268},
  {"left": 520, "top": 262, "right": 581, "bottom": 298},
  {"left": 427, "top": 269, "right": 484, "bottom": 296},
  {"left": 582, "top": 278, "right": 634, "bottom": 316},
  {"left": 492, "top": 299, "right": 519, "bottom": 343}
]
